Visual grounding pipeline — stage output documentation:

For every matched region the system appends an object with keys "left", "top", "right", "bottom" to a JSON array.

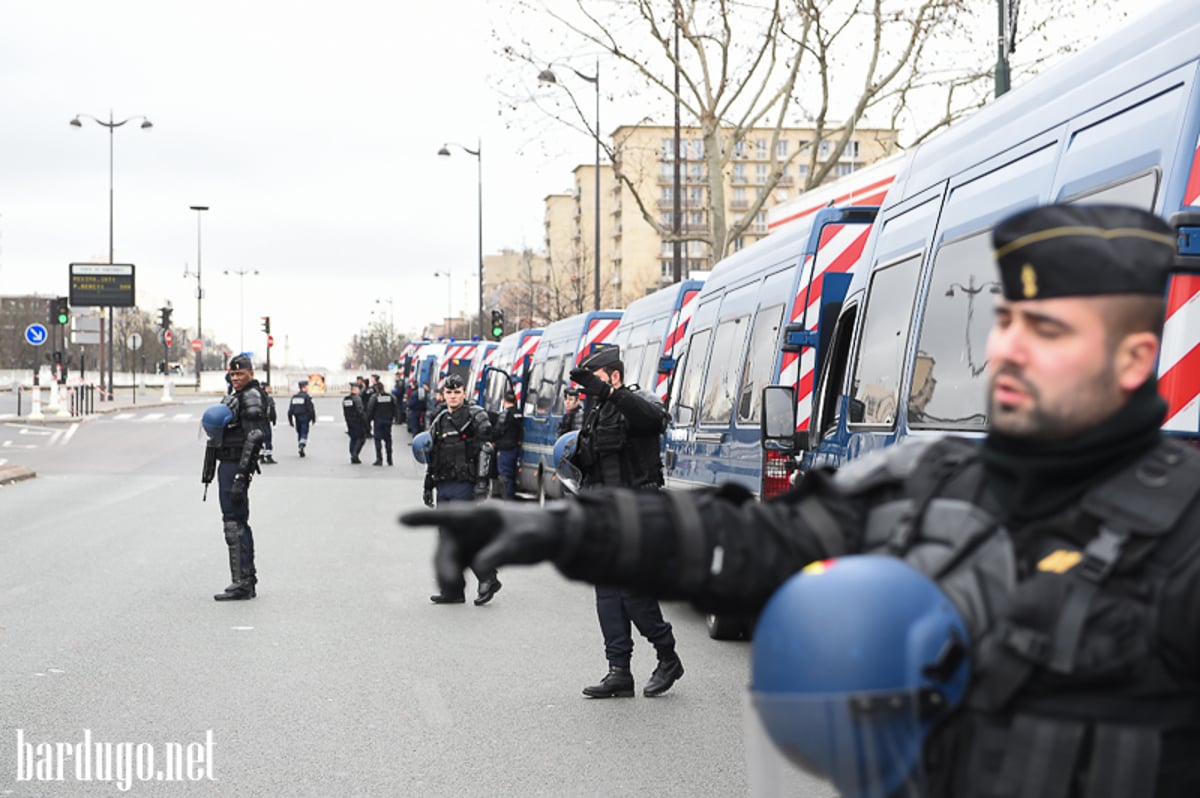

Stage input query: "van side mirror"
[
  {"left": 848, "top": 397, "right": 865, "bottom": 424},
  {"left": 658, "top": 356, "right": 676, "bottom": 375},
  {"left": 761, "top": 386, "right": 797, "bottom": 443}
]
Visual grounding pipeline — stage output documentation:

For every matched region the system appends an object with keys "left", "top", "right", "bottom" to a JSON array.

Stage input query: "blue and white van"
[
  {"left": 518, "top": 310, "right": 622, "bottom": 500},
  {"left": 480, "top": 328, "right": 542, "bottom": 416},
  {"left": 609, "top": 279, "right": 706, "bottom": 403}
]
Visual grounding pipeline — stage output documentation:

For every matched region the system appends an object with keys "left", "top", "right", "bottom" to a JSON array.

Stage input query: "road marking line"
[
  {"left": 17, "top": 427, "right": 53, "bottom": 437},
  {"left": 318, "top": 415, "right": 335, "bottom": 422},
  {"left": 143, "top": 413, "right": 165, "bottom": 421},
  {"left": 172, "top": 413, "right": 193, "bottom": 422},
  {"left": 59, "top": 423, "right": 80, "bottom": 445},
  {"left": 113, "top": 413, "right": 136, "bottom": 420},
  {"left": 47, "top": 430, "right": 63, "bottom": 446},
  {"left": 1, "top": 441, "right": 35, "bottom": 449}
]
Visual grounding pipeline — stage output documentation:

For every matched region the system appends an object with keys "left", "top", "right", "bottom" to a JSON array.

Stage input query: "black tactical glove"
[
  {"left": 569, "top": 368, "right": 610, "bottom": 400},
  {"left": 423, "top": 489, "right": 435, "bottom": 508},
  {"left": 399, "top": 501, "right": 584, "bottom": 575},
  {"left": 231, "top": 473, "right": 249, "bottom": 506}
]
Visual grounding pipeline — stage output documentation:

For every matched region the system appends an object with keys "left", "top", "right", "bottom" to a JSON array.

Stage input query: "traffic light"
[
  {"left": 159, "top": 307, "right": 173, "bottom": 330},
  {"left": 261, "top": 316, "right": 271, "bottom": 334},
  {"left": 490, "top": 309, "right": 504, "bottom": 340},
  {"left": 53, "top": 297, "right": 69, "bottom": 325}
]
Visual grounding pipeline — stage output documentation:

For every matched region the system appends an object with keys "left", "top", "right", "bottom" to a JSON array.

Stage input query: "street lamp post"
[
  {"left": 539, "top": 60, "right": 601, "bottom": 310},
  {"left": 223, "top": 267, "right": 259, "bottom": 353},
  {"left": 437, "top": 140, "right": 483, "bottom": 338},
  {"left": 70, "top": 110, "right": 153, "bottom": 400},
  {"left": 431, "top": 271, "right": 453, "bottom": 337},
  {"left": 184, "top": 205, "right": 209, "bottom": 388}
]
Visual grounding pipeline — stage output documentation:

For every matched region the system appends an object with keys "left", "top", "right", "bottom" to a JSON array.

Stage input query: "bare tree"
[
  {"left": 343, "top": 318, "right": 405, "bottom": 371},
  {"left": 498, "top": 0, "right": 1123, "bottom": 259}
]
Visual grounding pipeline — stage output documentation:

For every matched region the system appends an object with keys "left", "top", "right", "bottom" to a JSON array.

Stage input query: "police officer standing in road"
[
  {"left": 366, "top": 381, "right": 397, "bottom": 466},
  {"left": 423, "top": 373, "right": 500, "bottom": 606},
  {"left": 406, "top": 379, "right": 426, "bottom": 435},
  {"left": 342, "top": 381, "right": 368, "bottom": 464},
  {"left": 287, "top": 379, "right": 317, "bottom": 457},
  {"left": 404, "top": 204, "right": 1200, "bottom": 795},
  {"left": 557, "top": 387, "right": 585, "bottom": 436},
  {"left": 493, "top": 390, "right": 522, "bottom": 499},
  {"left": 207, "top": 353, "right": 268, "bottom": 601},
  {"left": 260, "top": 383, "right": 278, "bottom": 464},
  {"left": 564, "top": 346, "right": 684, "bottom": 699}
]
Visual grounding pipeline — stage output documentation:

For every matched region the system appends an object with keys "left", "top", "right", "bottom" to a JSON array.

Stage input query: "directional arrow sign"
[{"left": 24, "top": 324, "right": 48, "bottom": 346}]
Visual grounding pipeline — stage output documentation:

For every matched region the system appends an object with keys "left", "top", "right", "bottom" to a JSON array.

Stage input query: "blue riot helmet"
[
  {"left": 749, "top": 555, "right": 970, "bottom": 798},
  {"left": 411, "top": 431, "right": 433, "bottom": 465},
  {"left": 552, "top": 430, "right": 581, "bottom": 495},
  {"left": 201, "top": 404, "right": 234, "bottom": 446}
]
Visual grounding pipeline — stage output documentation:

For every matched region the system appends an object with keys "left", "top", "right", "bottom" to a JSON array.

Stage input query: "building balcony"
[
  {"left": 730, "top": 199, "right": 749, "bottom": 210},
  {"left": 777, "top": 175, "right": 794, "bottom": 186}
]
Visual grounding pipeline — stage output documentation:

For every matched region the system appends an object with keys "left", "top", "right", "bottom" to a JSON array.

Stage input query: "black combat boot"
[
  {"left": 474, "top": 577, "right": 502, "bottom": 606},
  {"left": 582, "top": 665, "right": 635, "bottom": 698},
  {"left": 429, "top": 593, "right": 466, "bottom": 604},
  {"left": 643, "top": 654, "right": 684, "bottom": 697},
  {"left": 214, "top": 522, "right": 256, "bottom": 601}
]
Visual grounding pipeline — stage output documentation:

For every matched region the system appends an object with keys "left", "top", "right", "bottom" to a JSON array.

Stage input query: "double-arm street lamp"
[
  {"left": 70, "top": 110, "right": 153, "bottom": 399},
  {"left": 539, "top": 60, "right": 601, "bottom": 311},
  {"left": 223, "top": 267, "right": 260, "bottom": 353},
  {"left": 184, "top": 205, "right": 209, "bottom": 387},
  {"left": 437, "top": 140, "right": 483, "bottom": 338}
]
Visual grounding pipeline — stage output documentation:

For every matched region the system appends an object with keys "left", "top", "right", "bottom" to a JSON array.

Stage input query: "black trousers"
[
  {"left": 595, "top": 585, "right": 675, "bottom": 669},
  {"left": 433, "top": 481, "right": 497, "bottom": 596}
]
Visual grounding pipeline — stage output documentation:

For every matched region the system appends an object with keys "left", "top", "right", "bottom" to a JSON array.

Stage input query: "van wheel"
[{"left": 706, "top": 613, "right": 749, "bottom": 641}]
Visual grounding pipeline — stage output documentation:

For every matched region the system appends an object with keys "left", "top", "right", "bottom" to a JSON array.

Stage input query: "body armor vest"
[
  {"left": 430, "top": 406, "right": 484, "bottom": 483},
  {"left": 577, "top": 387, "right": 664, "bottom": 489},
  {"left": 844, "top": 436, "right": 1200, "bottom": 797}
]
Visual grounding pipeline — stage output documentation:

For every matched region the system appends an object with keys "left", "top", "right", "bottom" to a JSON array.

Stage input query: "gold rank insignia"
[
  {"left": 1021, "top": 263, "right": 1038, "bottom": 298},
  {"left": 1037, "top": 549, "right": 1082, "bottom": 574}
]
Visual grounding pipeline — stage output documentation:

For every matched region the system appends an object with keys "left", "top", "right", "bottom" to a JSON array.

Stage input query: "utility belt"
[{"left": 215, "top": 445, "right": 244, "bottom": 462}]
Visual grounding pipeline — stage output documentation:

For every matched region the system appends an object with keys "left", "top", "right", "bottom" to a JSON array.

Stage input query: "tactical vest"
[
  {"left": 429, "top": 407, "right": 483, "bottom": 483},
  {"left": 577, "top": 386, "right": 665, "bottom": 489},
  {"left": 342, "top": 395, "right": 363, "bottom": 425},
  {"left": 839, "top": 436, "right": 1200, "bottom": 798}
]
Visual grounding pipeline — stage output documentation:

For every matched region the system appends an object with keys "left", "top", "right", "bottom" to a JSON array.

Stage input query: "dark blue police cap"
[
  {"left": 578, "top": 345, "right": 622, "bottom": 373},
  {"left": 993, "top": 204, "right": 1175, "bottom": 301},
  {"left": 229, "top": 354, "right": 253, "bottom": 371}
]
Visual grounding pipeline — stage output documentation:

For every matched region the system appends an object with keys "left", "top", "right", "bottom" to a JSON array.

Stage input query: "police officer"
[
  {"left": 392, "top": 372, "right": 406, "bottom": 427},
  {"left": 287, "top": 379, "right": 317, "bottom": 457},
  {"left": 557, "top": 387, "right": 584, "bottom": 436},
  {"left": 342, "top": 381, "right": 368, "bottom": 464},
  {"left": 406, "top": 379, "right": 426, "bottom": 435},
  {"left": 210, "top": 354, "right": 269, "bottom": 601},
  {"left": 366, "top": 381, "right": 397, "bottom": 465},
  {"left": 404, "top": 205, "right": 1200, "bottom": 794},
  {"left": 424, "top": 373, "right": 500, "bottom": 606},
  {"left": 565, "top": 346, "right": 683, "bottom": 699},
  {"left": 493, "top": 390, "right": 523, "bottom": 499},
  {"left": 260, "top": 383, "right": 278, "bottom": 464}
]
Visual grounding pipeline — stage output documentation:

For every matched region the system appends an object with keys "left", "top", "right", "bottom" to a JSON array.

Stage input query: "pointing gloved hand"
[
  {"left": 568, "top": 368, "right": 610, "bottom": 400},
  {"left": 399, "top": 501, "right": 584, "bottom": 575},
  {"left": 230, "top": 473, "right": 249, "bottom": 506}
]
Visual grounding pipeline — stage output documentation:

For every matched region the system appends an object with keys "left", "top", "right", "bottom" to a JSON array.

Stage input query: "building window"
[
  {"left": 775, "top": 188, "right": 789, "bottom": 201},
  {"left": 818, "top": 140, "right": 832, "bottom": 159},
  {"left": 755, "top": 164, "right": 768, "bottom": 185},
  {"left": 661, "top": 260, "right": 675, "bottom": 278},
  {"left": 689, "top": 187, "right": 703, "bottom": 204},
  {"left": 662, "top": 186, "right": 674, "bottom": 201},
  {"left": 691, "top": 138, "right": 704, "bottom": 160},
  {"left": 689, "top": 211, "right": 704, "bottom": 226},
  {"left": 755, "top": 139, "right": 768, "bottom": 159},
  {"left": 798, "top": 164, "right": 809, "bottom": 180},
  {"left": 732, "top": 237, "right": 745, "bottom": 252},
  {"left": 661, "top": 138, "right": 675, "bottom": 160},
  {"left": 753, "top": 211, "right": 768, "bottom": 233},
  {"left": 733, "top": 140, "right": 746, "bottom": 158},
  {"left": 689, "top": 163, "right": 703, "bottom": 182},
  {"left": 661, "top": 241, "right": 675, "bottom": 256},
  {"left": 732, "top": 163, "right": 746, "bottom": 183},
  {"left": 776, "top": 140, "right": 788, "bottom": 159},
  {"left": 662, "top": 212, "right": 674, "bottom": 227},
  {"left": 845, "top": 140, "right": 860, "bottom": 160},
  {"left": 834, "top": 163, "right": 856, "bottom": 177},
  {"left": 688, "top": 240, "right": 705, "bottom": 257}
]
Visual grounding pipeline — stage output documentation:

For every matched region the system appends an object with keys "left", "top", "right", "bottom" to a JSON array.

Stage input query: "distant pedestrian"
[
  {"left": 287, "top": 379, "right": 317, "bottom": 457},
  {"left": 260, "top": 384, "right": 278, "bottom": 464},
  {"left": 342, "top": 382, "right": 368, "bottom": 464},
  {"left": 493, "top": 390, "right": 523, "bottom": 500},
  {"left": 366, "top": 382, "right": 398, "bottom": 465}
]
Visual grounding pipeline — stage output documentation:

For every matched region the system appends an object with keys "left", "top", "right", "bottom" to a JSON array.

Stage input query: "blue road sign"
[{"left": 24, "top": 323, "right": 48, "bottom": 346}]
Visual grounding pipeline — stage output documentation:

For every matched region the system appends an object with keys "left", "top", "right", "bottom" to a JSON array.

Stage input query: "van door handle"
[{"left": 694, "top": 432, "right": 725, "bottom": 444}]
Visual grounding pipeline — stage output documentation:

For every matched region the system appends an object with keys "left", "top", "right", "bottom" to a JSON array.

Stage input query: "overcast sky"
[{"left": 0, "top": 0, "right": 1151, "bottom": 369}]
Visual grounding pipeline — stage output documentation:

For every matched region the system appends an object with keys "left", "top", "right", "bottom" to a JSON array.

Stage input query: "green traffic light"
[
  {"left": 56, "top": 312, "right": 69, "bottom": 324},
  {"left": 491, "top": 326, "right": 503, "bottom": 338}
]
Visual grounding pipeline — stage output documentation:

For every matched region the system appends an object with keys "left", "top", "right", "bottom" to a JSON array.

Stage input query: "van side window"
[
  {"left": 700, "top": 316, "right": 749, "bottom": 425},
  {"left": 1064, "top": 170, "right": 1159, "bottom": 209},
  {"left": 736, "top": 303, "right": 784, "bottom": 424},
  {"left": 675, "top": 329, "right": 711, "bottom": 424},
  {"left": 525, "top": 361, "right": 544, "bottom": 417},
  {"left": 910, "top": 232, "right": 996, "bottom": 429},
  {"left": 624, "top": 344, "right": 646, "bottom": 389},
  {"left": 641, "top": 338, "right": 662, "bottom": 387},
  {"left": 816, "top": 306, "right": 858, "bottom": 439},
  {"left": 548, "top": 356, "right": 568, "bottom": 415},
  {"left": 849, "top": 255, "right": 922, "bottom": 427}
]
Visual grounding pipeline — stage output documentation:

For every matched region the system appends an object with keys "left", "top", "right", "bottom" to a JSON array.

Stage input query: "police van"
[
  {"left": 466, "top": 341, "right": 498, "bottom": 407},
  {"left": 609, "top": 279, "right": 706, "bottom": 403},
  {"left": 761, "top": 4, "right": 1200, "bottom": 480},
  {"left": 518, "top": 310, "right": 622, "bottom": 500},
  {"left": 480, "top": 328, "right": 543, "bottom": 415}
]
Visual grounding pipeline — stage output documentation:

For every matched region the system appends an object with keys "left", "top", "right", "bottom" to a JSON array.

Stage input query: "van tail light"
[{"left": 761, "top": 448, "right": 795, "bottom": 500}]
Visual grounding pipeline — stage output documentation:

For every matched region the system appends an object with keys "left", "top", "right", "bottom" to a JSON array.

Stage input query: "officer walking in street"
[
  {"left": 493, "top": 390, "right": 522, "bottom": 499},
  {"left": 403, "top": 205, "right": 1200, "bottom": 795},
  {"left": 203, "top": 354, "right": 269, "bottom": 601},
  {"left": 366, "top": 381, "right": 397, "bottom": 466},
  {"left": 557, "top": 387, "right": 585, "bottom": 436},
  {"left": 423, "top": 373, "right": 500, "bottom": 606},
  {"left": 287, "top": 379, "right": 317, "bottom": 457},
  {"left": 260, "top": 383, "right": 278, "bottom": 464},
  {"left": 563, "top": 346, "right": 684, "bottom": 699},
  {"left": 342, "top": 381, "right": 368, "bottom": 464}
]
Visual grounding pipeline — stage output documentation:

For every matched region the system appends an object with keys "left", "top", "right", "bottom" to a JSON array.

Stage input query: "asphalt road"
[{"left": 0, "top": 397, "right": 832, "bottom": 797}]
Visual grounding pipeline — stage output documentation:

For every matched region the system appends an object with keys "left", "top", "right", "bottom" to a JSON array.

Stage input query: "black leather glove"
[
  {"left": 399, "top": 502, "right": 584, "bottom": 574},
  {"left": 231, "top": 473, "right": 249, "bottom": 506},
  {"left": 569, "top": 368, "right": 610, "bottom": 400},
  {"left": 423, "top": 489, "right": 435, "bottom": 508}
]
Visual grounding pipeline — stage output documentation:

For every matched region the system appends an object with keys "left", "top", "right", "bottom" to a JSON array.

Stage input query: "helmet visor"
[{"left": 747, "top": 689, "right": 936, "bottom": 798}]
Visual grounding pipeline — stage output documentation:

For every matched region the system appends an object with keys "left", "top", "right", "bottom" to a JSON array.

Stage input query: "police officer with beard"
[
  {"left": 366, "top": 382, "right": 397, "bottom": 465},
  {"left": 342, "top": 381, "right": 368, "bottom": 464},
  {"left": 424, "top": 373, "right": 500, "bottom": 606},
  {"left": 211, "top": 354, "right": 269, "bottom": 601},
  {"left": 403, "top": 205, "right": 1200, "bottom": 795},
  {"left": 565, "top": 346, "right": 684, "bottom": 699}
]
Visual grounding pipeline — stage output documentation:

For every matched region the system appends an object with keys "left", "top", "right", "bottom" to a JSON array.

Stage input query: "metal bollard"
[{"left": 16, "top": 385, "right": 22, "bottom": 418}]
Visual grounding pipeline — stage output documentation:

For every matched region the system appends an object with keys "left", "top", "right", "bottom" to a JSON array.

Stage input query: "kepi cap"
[
  {"left": 993, "top": 204, "right": 1175, "bottom": 301},
  {"left": 578, "top": 345, "right": 622, "bottom": 373},
  {"left": 229, "top": 354, "right": 253, "bottom": 371}
]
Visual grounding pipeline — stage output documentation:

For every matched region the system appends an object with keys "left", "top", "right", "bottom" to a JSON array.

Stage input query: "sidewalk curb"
[{"left": 0, "top": 465, "right": 35, "bottom": 485}]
